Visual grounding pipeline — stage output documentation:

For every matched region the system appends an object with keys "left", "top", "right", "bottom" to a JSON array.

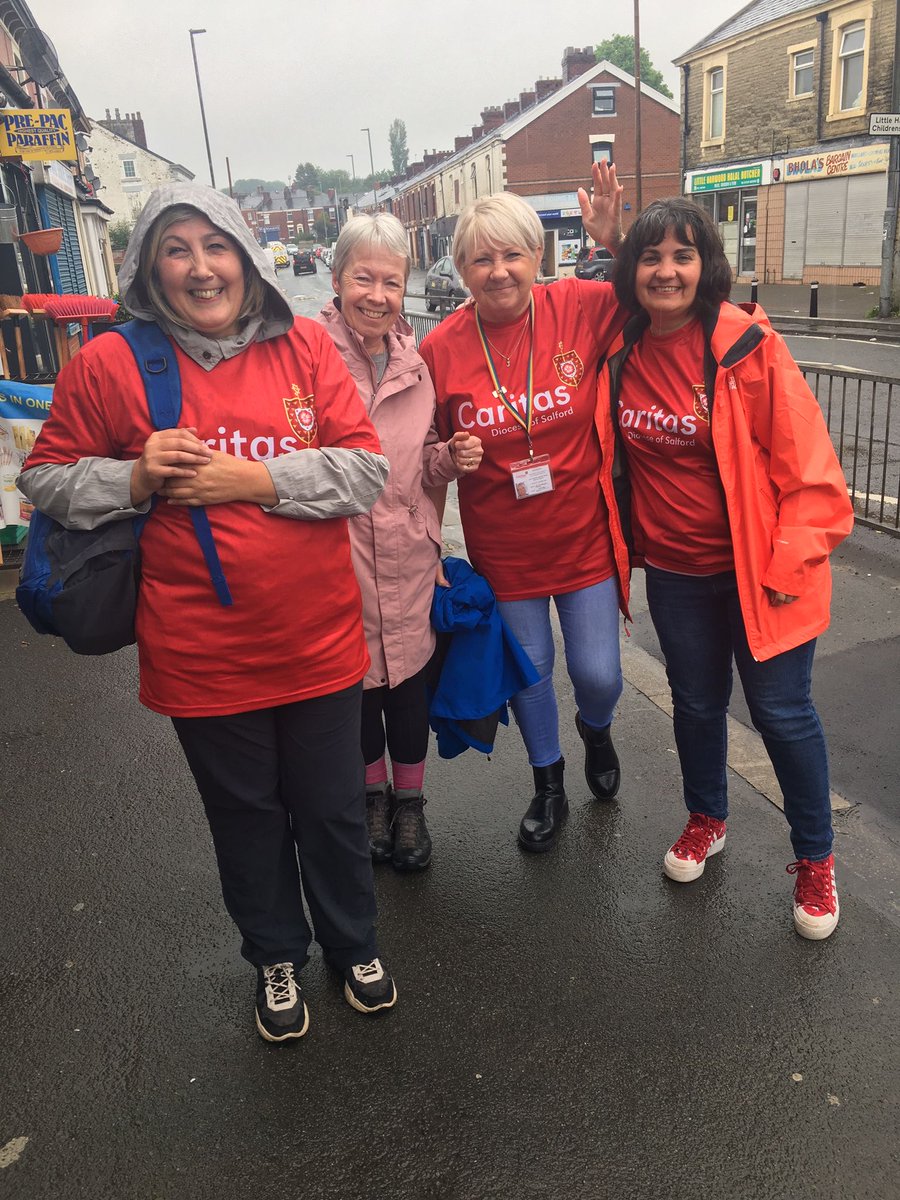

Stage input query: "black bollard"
[
  {"left": 809, "top": 281, "right": 819, "bottom": 318},
  {"left": 750, "top": 278, "right": 758, "bottom": 304}
]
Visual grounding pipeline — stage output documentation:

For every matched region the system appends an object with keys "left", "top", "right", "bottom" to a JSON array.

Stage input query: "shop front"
[
  {"left": 780, "top": 142, "right": 888, "bottom": 284},
  {"left": 685, "top": 161, "right": 769, "bottom": 278}
]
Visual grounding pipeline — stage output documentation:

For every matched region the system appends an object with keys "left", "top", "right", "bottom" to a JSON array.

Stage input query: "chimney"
[
  {"left": 480, "top": 106, "right": 504, "bottom": 132},
  {"left": 115, "top": 107, "right": 120, "bottom": 120},
  {"left": 519, "top": 90, "right": 535, "bottom": 110},
  {"left": 503, "top": 100, "right": 521, "bottom": 120},
  {"left": 131, "top": 113, "right": 147, "bottom": 149},
  {"left": 471, "top": 124, "right": 484, "bottom": 141},
  {"left": 562, "top": 45, "right": 597, "bottom": 84},
  {"left": 534, "top": 77, "right": 562, "bottom": 103},
  {"left": 455, "top": 135, "right": 473, "bottom": 152},
  {"left": 105, "top": 107, "right": 111, "bottom": 120}
]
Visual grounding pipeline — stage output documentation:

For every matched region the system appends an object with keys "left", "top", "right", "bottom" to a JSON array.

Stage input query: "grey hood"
[{"left": 118, "top": 182, "right": 293, "bottom": 335}]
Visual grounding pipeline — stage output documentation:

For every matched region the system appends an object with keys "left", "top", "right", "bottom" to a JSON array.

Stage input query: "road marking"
[
  {"left": 852, "top": 488, "right": 898, "bottom": 508},
  {"left": 0, "top": 1138, "right": 29, "bottom": 1169},
  {"left": 621, "top": 640, "right": 852, "bottom": 813}
]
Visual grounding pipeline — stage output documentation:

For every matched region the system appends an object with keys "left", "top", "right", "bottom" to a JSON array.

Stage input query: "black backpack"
[{"left": 16, "top": 320, "right": 232, "bottom": 654}]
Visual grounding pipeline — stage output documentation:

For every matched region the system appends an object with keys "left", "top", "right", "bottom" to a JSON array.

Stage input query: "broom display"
[{"left": 43, "top": 295, "right": 118, "bottom": 344}]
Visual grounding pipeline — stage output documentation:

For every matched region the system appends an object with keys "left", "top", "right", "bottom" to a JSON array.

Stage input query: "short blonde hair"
[
  {"left": 332, "top": 213, "right": 410, "bottom": 282},
  {"left": 135, "top": 204, "right": 267, "bottom": 330},
  {"left": 453, "top": 193, "right": 544, "bottom": 271}
]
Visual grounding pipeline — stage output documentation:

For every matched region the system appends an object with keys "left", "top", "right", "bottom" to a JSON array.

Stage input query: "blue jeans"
[
  {"left": 497, "top": 576, "right": 623, "bottom": 769},
  {"left": 645, "top": 565, "right": 833, "bottom": 861}
]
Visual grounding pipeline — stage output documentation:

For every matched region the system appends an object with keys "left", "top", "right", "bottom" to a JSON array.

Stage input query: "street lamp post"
[
  {"left": 189, "top": 28, "right": 215, "bottom": 189},
  {"left": 347, "top": 153, "right": 355, "bottom": 182},
  {"left": 361, "top": 127, "right": 377, "bottom": 209}
]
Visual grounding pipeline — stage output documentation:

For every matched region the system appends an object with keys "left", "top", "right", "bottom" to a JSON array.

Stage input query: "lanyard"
[{"left": 475, "top": 296, "right": 536, "bottom": 458}]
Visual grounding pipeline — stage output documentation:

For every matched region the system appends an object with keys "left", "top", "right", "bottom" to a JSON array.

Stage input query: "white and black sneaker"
[
  {"left": 255, "top": 962, "right": 309, "bottom": 1042},
  {"left": 343, "top": 958, "right": 398, "bottom": 1014}
]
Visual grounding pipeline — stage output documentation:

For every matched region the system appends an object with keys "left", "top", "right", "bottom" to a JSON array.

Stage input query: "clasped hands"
[{"left": 130, "top": 427, "right": 275, "bottom": 507}]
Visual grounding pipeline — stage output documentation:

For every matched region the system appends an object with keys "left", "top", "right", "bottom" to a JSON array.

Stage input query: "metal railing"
[
  {"left": 402, "top": 298, "right": 900, "bottom": 537},
  {"left": 799, "top": 363, "right": 899, "bottom": 536}
]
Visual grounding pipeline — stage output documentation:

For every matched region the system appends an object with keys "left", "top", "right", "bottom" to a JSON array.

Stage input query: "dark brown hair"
[{"left": 614, "top": 197, "right": 733, "bottom": 318}]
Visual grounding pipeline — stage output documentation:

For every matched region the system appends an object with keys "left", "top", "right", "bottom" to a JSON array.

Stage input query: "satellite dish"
[{"left": 18, "top": 29, "right": 61, "bottom": 88}]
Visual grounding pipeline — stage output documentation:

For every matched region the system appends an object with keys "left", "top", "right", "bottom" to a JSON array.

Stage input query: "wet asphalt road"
[{"left": 2, "top": 509, "right": 899, "bottom": 1199}]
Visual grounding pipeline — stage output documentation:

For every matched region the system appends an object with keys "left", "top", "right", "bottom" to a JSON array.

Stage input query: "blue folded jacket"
[{"left": 429, "top": 556, "right": 539, "bottom": 759}]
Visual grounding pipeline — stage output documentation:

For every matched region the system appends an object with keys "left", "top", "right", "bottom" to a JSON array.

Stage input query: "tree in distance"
[
  {"left": 227, "top": 177, "right": 288, "bottom": 195},
  {"left": 594, "top": 34, "right": 673, "bottom": 98},
  {"left": 108, "top": 219, "right": 132, "bottom": 251},
  {"left": 389, "top": 119, "right": 409, "bottom": 175}
]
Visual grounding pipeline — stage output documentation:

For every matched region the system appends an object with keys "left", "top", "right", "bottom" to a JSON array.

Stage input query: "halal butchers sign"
[{"left": 0, "top": 109, "right": 75, "bottom": 160}]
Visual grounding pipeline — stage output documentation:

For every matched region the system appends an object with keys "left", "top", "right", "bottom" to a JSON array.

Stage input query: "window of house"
[
  {"left": 454, "top": 179, "right": 460, "bottom": 206},
  {"left": 838, "top": 22, "right": 865, "bottom": 110},
  {"left": 591, "top": 142, "right": 613, "bottom": 165},
  {"left": 122, "top": 160, "right": 136, "bottom": 179},
  {"left": 592, "top": 87, "right": 616, "bottom": 116},
  {"left": 792, "top": 48, "right": 814, "bottom": 97},
  {"left": 708, "top": 67, "right": 724, "bottom": 139}
]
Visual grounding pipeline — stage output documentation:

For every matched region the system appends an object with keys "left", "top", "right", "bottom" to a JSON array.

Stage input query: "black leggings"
[{"left": 361, "top": 666, "right": 430, "bottom": 765}]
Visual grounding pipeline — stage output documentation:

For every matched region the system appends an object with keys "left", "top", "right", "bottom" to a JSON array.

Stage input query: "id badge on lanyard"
[
  {"left": 509, "top": 453, "right": 554, "bottom": 499},
  {"left": 476, "top": 296, "right": 556, "bottom": 501}
]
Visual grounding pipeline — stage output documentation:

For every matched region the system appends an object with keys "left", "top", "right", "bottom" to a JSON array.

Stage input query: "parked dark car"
[
  {"left": 574, "top": 245, "right": 614, "bottom": 282},
  {"left": 293, "top": 250, "right": 317, "bottom": 276},
  {"left": 425, "top": 256, "right": 469, "bottom": 311}
]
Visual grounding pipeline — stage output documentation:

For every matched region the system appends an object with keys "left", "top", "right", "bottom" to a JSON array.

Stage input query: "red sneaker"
[
  {"left": 787, "top": 855, "right": 839, "bottom": 940},
  {"left": 663, "top": 813, "right": 727, "bottom": 882}
]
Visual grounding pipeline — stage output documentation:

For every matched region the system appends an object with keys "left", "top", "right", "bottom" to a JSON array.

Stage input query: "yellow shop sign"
[{"left": 0, "top": 109, "right": 75, "bottom": 161}]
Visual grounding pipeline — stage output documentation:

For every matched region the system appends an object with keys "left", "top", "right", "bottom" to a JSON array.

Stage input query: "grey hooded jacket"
[{"left": 18, "top": 182, "right": 388, "bottom": 529}]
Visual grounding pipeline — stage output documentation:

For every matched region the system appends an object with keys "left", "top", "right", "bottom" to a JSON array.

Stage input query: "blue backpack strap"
[{"left": 110, "top": 321, "right": 233, "bottom": 607}]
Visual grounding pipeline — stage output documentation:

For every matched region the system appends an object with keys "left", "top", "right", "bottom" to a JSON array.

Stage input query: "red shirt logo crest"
[
  {"left": 692, "top": 384, "right": 710, "bottom": 424},
  {"left": 552, "top": 346, "right": 584, "bottom": 388},
  {"left": 283, "top": 385, "right": 318, "bottom": 445}
]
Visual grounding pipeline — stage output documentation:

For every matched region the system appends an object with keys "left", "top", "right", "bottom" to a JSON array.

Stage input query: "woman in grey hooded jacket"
[{"left": 18, "top": 183, "right": 398, "bottom": 1043}]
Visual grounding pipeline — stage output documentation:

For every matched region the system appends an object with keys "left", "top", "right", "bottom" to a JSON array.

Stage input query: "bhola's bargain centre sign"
[
  {"left": 783, "top": 143, "right": 889, "bottom": 181},
  {"left": 0, "top": 109, "right": 75, "bottom": 161}
]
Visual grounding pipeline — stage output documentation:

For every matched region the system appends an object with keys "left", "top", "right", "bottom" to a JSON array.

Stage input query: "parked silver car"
[{"left": 424, "top": 256, "right": 469, "bottom": 311}]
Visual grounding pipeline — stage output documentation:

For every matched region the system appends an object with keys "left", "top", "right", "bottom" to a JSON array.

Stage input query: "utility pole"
[
  {"left": 362, "top": 127, "right": 377, "bottom": 210},
  {"left": 878, "top": 10, "right": 900, "bottom": 317},
  {"left": 633, "top": 0, "right": 643, "bottom": 216}
]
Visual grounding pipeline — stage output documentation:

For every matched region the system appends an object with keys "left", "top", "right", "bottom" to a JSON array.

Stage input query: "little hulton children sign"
[{"left": 0, "top": 109, "right": 74, "bottom": 161}]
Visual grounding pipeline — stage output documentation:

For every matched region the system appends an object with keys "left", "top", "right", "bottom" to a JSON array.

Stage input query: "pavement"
[{"left": 1, "top": 492, "right": 899, "bottom": 1198}]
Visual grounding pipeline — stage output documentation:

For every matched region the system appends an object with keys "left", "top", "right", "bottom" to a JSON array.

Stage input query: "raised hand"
[{"left": 577, "top": 160, "right": 625, "bottom": 254}]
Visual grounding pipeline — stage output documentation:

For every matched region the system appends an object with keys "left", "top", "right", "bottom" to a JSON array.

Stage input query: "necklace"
[{"left": 482, "top": 317, "right": 529, "bottom": 367}]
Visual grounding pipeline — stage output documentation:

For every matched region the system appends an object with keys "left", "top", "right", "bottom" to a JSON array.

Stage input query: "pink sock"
[
  {"left": 391, "top": 759, "right": 426, "bottom": 792},
  {"left": 365, "top": 757, "right": 389, "bottom": 788}
]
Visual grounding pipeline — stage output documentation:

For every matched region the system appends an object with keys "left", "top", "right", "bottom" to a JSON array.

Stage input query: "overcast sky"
[{"left": 27, "top": 0, "right": 736, "bottom": 186}]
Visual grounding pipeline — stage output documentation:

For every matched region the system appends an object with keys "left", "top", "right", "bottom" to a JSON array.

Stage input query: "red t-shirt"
[
  {"left": 620, "top": 319, "right": 733, "bottom": 574},
  {"left": 28, "top": 320, "right": 382, "bottom": 717},
  {"left": 420, "top": 278, "right": 625, "bottom": 601}
]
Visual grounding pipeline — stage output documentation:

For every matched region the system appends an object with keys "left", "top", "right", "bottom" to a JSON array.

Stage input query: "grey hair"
[
  {"left": 135, "top": 203, "right": 267, "bottom": 329},
  {"left": 453, "top": 193, "right": 544, "bottom": 271},
  {"left": 332, "top": 213, "right": 411, "bottom": 282}
]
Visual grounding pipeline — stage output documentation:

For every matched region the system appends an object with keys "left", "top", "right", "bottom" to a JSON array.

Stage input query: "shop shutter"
[
  {"left": 39, "top": 187, "right": 87, "bottom": 294},
  {"left": 805, "top": 177, "right": 846, "bottom": 265},
  {"left": 783, "top": 186, "right": 808, "bottom": 279},
  {"left": 843, "top": 173, "right": 886, "bottom": 266}
]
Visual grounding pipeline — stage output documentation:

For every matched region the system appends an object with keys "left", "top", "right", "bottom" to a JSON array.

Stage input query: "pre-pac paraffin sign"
[{"left": 0, "top": 109, "right": 75, "bottom": 160}]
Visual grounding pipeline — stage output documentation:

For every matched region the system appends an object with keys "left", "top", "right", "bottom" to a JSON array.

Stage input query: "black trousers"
[
  {"left": 360, "top": 665, "right": 431, "bottom": 766},
  {"left": 172, "top": 683, "right": 378, "bottom": 970}
]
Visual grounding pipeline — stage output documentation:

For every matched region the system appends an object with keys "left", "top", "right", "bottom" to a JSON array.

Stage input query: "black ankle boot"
[
  {"left": 575, "top": 713, "right": 621, "bottom": 800},
  {"left": 518, "top": 758, "right": 568, "bottom": 853}
]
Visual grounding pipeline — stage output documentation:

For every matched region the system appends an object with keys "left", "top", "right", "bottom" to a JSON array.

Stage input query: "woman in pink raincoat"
[{"left": 318, "top": 214, "right": 482, "bottom": 872}]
